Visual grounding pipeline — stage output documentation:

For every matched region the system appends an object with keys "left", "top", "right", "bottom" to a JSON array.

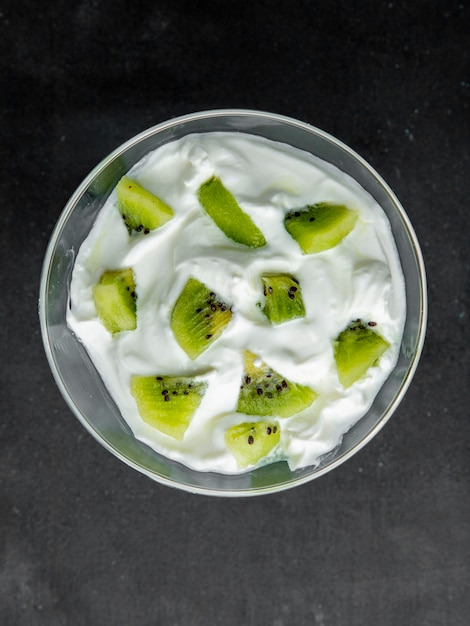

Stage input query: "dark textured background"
[{"left": 1, "top": 1, "right": 469, "bottom": 624}]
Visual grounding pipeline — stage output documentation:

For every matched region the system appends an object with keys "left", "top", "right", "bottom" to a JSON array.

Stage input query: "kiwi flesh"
[
  {"left": 130, "top": 375, "right": 207, "bottom": 440},
  {"left": 225, "top": 420, "right": 281, "bottom": 469},
  {"left": 170, "top": 277, "right": 233, "bottom": 359},
  {"left": 92, "top": 268, "right": 137, "bottom": 334},
  {"left": 198, "top": 176, "right": 266, "bottom": 248},
  {"left": 116, "top": 176, "right": 174, "bottom": 233},
  {"left": 237, "top": 351, "right": 317, "bottom": 418},
  {"left": 284, "top": 202, "right": 358, "bottom": 253},
  {"left": 333, "top": 319, "right": 390, "bottom": 388},
  {"left": 261, "top": 274, "right": 305, "bottom": 324}
]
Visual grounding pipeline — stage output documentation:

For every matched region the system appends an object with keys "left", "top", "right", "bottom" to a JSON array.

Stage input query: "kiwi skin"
[{"left": 334, "top": 319, "right": 390, "bottom": 388}]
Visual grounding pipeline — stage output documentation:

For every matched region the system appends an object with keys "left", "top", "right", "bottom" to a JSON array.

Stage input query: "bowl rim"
[{"left": 39, "top": 108, "right": 428, "bottom": 497}]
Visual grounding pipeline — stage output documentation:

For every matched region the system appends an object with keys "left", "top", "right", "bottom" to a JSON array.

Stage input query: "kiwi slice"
[
  {"left": 198, "top": 176, "right": 266, "bottom": 248},
  {"left": 237, "top": 351, "right": 317, "bottom": 418},
  {"left": 284, "top": 202, "right": 358, "bottom": 253},
  {"left": 130, "top": 375, "right": 207, "bottom": 440},
  {"left": 92, "top": 268, "right": 137, "bottom": 334},
  {"left": 116, "top": 176, "right": 174, "bottom": 233},
  {"left": 333, "top": 319, "right": 390, "bottom": 388},
  {"left": 170, "top": 277, "right": 233, "bottom": 359},
  {"left": 261, "top": 274, "right": 305, "bottom": 324},
  {"left": 225, "top": 420, "right": 281, "bottom": 469}
]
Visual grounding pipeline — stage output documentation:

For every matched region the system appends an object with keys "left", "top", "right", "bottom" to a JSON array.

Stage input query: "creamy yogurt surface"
[{"left": 67, "top": 132, "right": 406, "bottom": 474}]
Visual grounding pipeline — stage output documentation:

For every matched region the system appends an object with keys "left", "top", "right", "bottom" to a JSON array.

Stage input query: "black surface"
[{"left": 1, "top": 1, "right": 469, "bottom": 624}]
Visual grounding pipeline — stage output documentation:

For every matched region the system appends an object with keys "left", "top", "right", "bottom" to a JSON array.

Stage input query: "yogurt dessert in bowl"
[{"left": 39, "top": 110, "right": 427, "bottom": 495}]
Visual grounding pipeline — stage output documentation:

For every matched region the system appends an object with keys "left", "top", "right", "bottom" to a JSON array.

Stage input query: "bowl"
[{"left": 39, "top": 109, "right": 427, "bottom": 496}]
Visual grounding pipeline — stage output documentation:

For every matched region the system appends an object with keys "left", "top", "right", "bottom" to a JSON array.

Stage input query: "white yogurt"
[{"left": 67, "top": 132, "right": 406, "bottom": 473}]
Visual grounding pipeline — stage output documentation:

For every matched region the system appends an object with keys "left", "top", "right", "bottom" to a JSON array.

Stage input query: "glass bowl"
[{"left": 39, "top": 109, "right": 427, "bottom": 496}]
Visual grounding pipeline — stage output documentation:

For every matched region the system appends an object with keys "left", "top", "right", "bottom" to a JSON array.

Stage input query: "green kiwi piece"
[
  {"left": 261, "top": 274, "right": 305, "bottom": 324},
  {"left": 333, "top": 319, "right": 390, "bottom": 388},
  {"left": 237, "top": 351, "right": 317, "bottom": 418},
  {"left": 130, "top": 375, "right": 207, "bottom": 440},
  {"left": 198, "top": 176, "right": 266, "bottom": 248},
  {"left": 225, "top": 420, "right": 281, "bottom": 469},
  {"left": 92, "top": 268, "right": 137, "bottom": 334},
  {"left": 171, "top": 277, "right": 233, "bottom": 359},
  {"left": 284, "top": 202, "right": 358, "bottom": 253},
  {"left": 116, "top": 176, "right": 174, "bottom": 233}
]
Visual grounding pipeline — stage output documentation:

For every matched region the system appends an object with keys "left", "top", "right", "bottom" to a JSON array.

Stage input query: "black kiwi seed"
[
  {"left": 294, "top": 211, "right": 300, "bottom": 217},
  {"left": 162, "top": 389, "right": 168, "bottom": 395},
  {"left": 281, "top": 380, "right": 287, "bottom": 388},
  {"left": 276, "top": 384, "right": 282, "bottom": 392},
  {"left": 211, "top": 304, "right": 217, "bottom": 311},
  {"left": 266, "top": 373, "right": 272, "bottom": 378},
  {"left": 263, "top": 289, "right": 267, "bottom": 297},
  {"left": 267, "top": 427, "right": 272, "bottom": 435},
  {"left": 273, "top": 426, "right": 278, "bottom": 434},
  {"left": 309, "top": 217, "right": 315, "bottom": 222},
  {"left": 137, "top": 225, "right": 143, "bottom": 232},
  {"left": 245, "top": 376, "right": 251, "bottom": 385},
  {"left": 144, "top": 228, "right": 150, "bottom": 234},
  {"left": 195, "top": 308, "right": 202, "bottom": 313},
  {"left": 368, "top": 321, "right": 377, "bottom": 327},
  {"left": 288, "top": 292, "right": 295, "bottom": 299},
  {"left": 183, "top": 390, "right": 188, "bottom": 395},
  {"left": 210, "top": 292, "right": 216, "bottom": 299},
  {"left": 156, "top": 376, "right": 163, "bottom": 380},
  {"left": 172, "top": 390, "right": 177, "bottom": 395},
  {"left": 289, "top": 286, "right": 297, "bottom": 293},
  {"left": 221, "top": 304, "right": 227, "bottom": 312},
  {"left": 257, "top": 388, "right": 263, "bottom": 396},
  {"left": 164, "top": 395, "right": 170, "bottom": 402},
  {"left": 206, "top": 334, "right": 213, "bottom": 340},
  {"left": 267, "top": 392, "right": 273, "bottom": 398},
  {"left": 268, "top": 287, "right": 273, "bottom": 294},
  {"left": 248, "top": 435, "right": 254, "bottom": 445},
  {"left": 131, "top": 291, "right": 136, "bottom": 298}
]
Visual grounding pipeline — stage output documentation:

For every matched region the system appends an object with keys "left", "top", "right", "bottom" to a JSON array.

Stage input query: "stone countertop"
[{"left": 1, "top": 1, "right": 469, "bottom": 624}]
